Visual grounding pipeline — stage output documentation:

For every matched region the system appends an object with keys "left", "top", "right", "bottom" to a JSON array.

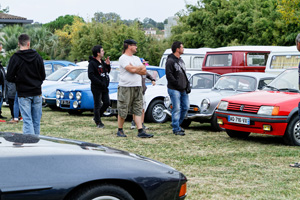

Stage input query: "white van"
[
  {"left": 159, "top": 48, "right": 211, "bottom": 69},
  {"left": 265, "top": 46, "right": 299, "bottom": 75}
]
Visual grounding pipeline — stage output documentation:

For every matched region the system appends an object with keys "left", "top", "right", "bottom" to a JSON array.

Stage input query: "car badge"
[{"left": 240, "top": 105, "right": 244, "bottom": 111}]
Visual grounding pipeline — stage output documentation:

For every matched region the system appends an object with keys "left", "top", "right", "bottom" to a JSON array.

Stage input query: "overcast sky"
[{"left": 1, "top": 0, "right": 199, "bottom": 24}]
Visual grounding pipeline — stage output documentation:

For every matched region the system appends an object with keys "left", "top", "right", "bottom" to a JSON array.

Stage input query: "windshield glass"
[
  {"left": 46, "top": 68, "right": 70, "bottom": 81},
  {"left": 214, "top": 75, "right": 256, "bottom": 91},
  {"left": 265, "top": 69, "right": 299, "bottom": 91},
  {"left": 73, "top": 71, "right": 90, "bottom": 83}
]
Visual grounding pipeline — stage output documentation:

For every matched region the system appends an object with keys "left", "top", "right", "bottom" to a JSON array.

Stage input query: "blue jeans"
[
  {"left": 14, "top": 92, "right": 19, "bottom": 119},
  {"left": 18, "top": 95, "right": 42, "bottom": 135},
  {"left": 168, "top": 88, "right": 189, "bottom": 132}
]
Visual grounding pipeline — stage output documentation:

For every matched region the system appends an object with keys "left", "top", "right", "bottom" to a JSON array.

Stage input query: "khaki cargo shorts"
[{"left": 117, "top": 86, "right": 143, "bottom": 119}]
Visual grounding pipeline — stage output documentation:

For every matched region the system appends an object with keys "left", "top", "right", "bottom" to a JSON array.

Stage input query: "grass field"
[{"left": 1, "top": 106, "right": 300, "bottom": 200}]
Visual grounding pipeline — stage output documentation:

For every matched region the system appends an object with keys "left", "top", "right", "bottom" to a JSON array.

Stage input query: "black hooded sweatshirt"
[
  {"left": 165, "top": 53, "right": 188, "bottom": 92},
  {"left": 6, "top": 49, "right": 45, "bottom": 97},
  {"left": 88, "top": 56, "right": 111, "bottom": 92}
]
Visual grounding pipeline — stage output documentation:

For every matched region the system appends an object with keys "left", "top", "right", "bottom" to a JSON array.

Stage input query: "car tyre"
[
  {"left": 145, "top": 99, "right": 169, "bottom": 123},
  {"left": 68, "top": 110, "right": 83, "bottom": 115},
  {"left": 67, "top": 184, "right": 134, "bottom": 200},
  {"left": 210, "top": 113, "right": 224, "bottom": 132},
  {"left": 226, "top": 129, "right": 250, "bottom": 138},
  {"left": 181, "top": 119, "right": 191, "bottom": 128},
  {"left": 283, "top": 116, "right": 300, "bottom": 146}
]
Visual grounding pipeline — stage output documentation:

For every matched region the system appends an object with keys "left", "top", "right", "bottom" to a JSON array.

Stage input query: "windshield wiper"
[
  {"left": 278, "top": 88, "right": 300, "bottom": 93},
  {"left": 264, "top": 85, "right": 279, "bottom": 91}
]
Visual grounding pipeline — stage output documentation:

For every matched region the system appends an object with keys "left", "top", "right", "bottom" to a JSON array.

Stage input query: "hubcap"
[
  {"left": 293, "top": 121, "right": 300, "bottom": 142},
  {"left": 152, "top": 104, "right": 166, "bottom": 122},
  {"left": 92, "top": 196, "right": 119, "bottom": 200}
]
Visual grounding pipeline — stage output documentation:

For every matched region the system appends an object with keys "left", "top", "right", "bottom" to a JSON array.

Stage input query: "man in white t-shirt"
[{"left": 116, "top": 39, "right": 153, "bottom": 138}]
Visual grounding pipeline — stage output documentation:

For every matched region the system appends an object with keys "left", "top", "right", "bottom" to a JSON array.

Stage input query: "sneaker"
[
  {"left": 7, "top": 119, "right": 19, "bottom": 124},
  {"left": 0, "top": 115, "right": 7, "bottom": 119},
  {"left": 117, "top": 130, "right": 127, "bottom": 137},
  {"left": 142, "top": 123, "right": 149, "bottom": 130},
  {"left": 173, "top": 131, "right": 185, "bottom": 136},
  {"left": 138, "top": 131, "right": 154, "bottom": 138},
  {"left": 180, "top": 127, "right": 185, "bottom": 132},
  {"left": 19, "top": 117, "right": 23, "bottom": 122},
  {"left": 130, "top": 121, "right": 136, "bottom": 129},
  {"left": 97, "top": 122, "right": 105, "bottom": 128}
]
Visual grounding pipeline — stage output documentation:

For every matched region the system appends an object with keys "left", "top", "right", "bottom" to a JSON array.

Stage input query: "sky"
[{"left": 1, "top": 0, "right": 199, "bottom": 24}]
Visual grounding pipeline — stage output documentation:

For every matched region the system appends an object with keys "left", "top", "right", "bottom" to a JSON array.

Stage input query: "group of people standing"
[
  {"left": 0, "top": 34, "right": 191, "bottom": 138},
  {"left": 88, "top": 39, "right": 190, "bottom": 138}
]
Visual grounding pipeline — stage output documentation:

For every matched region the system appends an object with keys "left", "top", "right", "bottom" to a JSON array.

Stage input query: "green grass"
[{"left": 1, "top": 106, "right": 300, "bottom": 200}]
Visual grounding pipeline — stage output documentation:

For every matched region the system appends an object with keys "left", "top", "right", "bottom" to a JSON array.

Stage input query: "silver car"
[{"left": 164, "top": 72, "right": 277, "bottom": 131}]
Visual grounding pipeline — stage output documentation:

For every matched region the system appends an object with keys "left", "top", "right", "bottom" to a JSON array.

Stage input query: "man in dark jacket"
[
  {"left": 88, "top": 45, "right": 111, "bottom": 128},
  {"left": 6, "top": 34, "right": 45, "bottom": 135},
  {"left": 166, "top": 41, "right": 189, "bottom": 136},
  {"left": 0, "top": 42, "right": 7, "bottom": 119}
]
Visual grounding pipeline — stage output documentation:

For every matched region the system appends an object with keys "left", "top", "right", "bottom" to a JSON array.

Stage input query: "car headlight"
[
  {"left": 69, "top": 92, "right": 74, "bottom": 99},
  {"left": 60, "top": 91, "right": 64, "bottom": 99},
  {"left": 257, "top": 106, "right": 279, "bottom": 116},
  {"left": 164, "top": 96, "right": 171, "bottom": 108},
  {"left": 218, "top": 101, "right": 228, "bottom": 110},
  {"left": 76, "top": 92, "right": 82, "bottom": 100},
  {"left": 73, "top": 101, "right": 79, "bottom": 109},
  {"left": 56, "top": 99, "right": 60, "bottom": 107},
  {"left": 201, "top": 99, "right": 210, "bottom": 110},
  {"left": 56, "top": 91, "right": 61, "bottom": 99}
]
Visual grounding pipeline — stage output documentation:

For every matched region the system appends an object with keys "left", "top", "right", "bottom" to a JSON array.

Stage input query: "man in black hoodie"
[
  {"left": 166, "top": 41, "right": 189, "bottom": 136},
  {"left": 6, "top": 34, "right": 45, "bottom": 135},
  {"left": 88, "top": 45, "right": 111, "bottom": 128}
]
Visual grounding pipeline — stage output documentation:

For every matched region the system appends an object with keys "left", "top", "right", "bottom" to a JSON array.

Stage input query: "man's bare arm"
[{"left": 125, "top": 64, "right": 146, "bottom": 75}]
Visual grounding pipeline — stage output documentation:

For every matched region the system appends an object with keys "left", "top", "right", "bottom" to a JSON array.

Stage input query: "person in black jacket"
[
  {"left": 0, "top": 42, "right": 7, "bottom": 120},
  {"left": 166, "top": 41, "right": 189, "bottom": 136},
  {"left": 6, "top": 34, "right": 45, "bottom": 135},
  {"left": 88, "top": 45, "right": 111, "bottom": 128}
]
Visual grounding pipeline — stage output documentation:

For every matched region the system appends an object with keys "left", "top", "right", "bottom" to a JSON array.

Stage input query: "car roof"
[
  {"left": 44, "top": 60, "right": 76, "bottom": 65},
  {"left": 222, "top": 72, "right": 277, "bottom": 78},
  {"left": 206, "top": 46, "right": 295, "bottom": 52},
  {"left": 57, "top": 65, "right": 88, "bottom": 70},
  {"left": 186, "top": 69, "right": 219, "bottom": 75},
  {"left": 163, "top": 47, "right": 212, "bottom": 55}
]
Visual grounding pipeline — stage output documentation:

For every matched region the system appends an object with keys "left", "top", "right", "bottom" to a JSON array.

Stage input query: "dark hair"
[
  {"left": 92, "top": 45, "right": 103, "bottom": 57},
  {"left": 123, "top": 43, "right": 130, "bottom": 53},
  {"left": 171, "top": 41, "right": 183, "bottom": 53},
  {"left": 18, "top": 34, "right": 30, "bottom": 47}
]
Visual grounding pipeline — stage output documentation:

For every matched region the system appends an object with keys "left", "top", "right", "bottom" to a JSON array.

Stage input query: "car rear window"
[
  {"left": 270, "top": 55, "right": 300, "bottom": 69},
  {"left": 205, "top": 54, "right": 232, "bottom": 67},
  {"left": 247, "top": 53, "right": 268, "bottom": 66}
]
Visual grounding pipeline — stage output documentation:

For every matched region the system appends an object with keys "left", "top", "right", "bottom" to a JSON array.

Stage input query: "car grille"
[{"left": 227, "top": 103, "right": 260, "bottom": 113}]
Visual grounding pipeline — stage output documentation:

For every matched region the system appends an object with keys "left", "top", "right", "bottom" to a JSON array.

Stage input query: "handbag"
[{"left": 186, "top": 80, "right": 191, "bottom": 94}]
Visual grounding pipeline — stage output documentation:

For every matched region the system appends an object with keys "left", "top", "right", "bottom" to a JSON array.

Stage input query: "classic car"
[
  {"left": 56, "top": 66, "right": 165, "bottom": 115},
  {"left": 44, "top": 60, "right": 77, "bottom": 77},
  {"left": 216, "top": 68, "right": 300, "bottom": 146},
  {"left": 165, "top": 72, "right": 276, "bottom": 131},
  {"left": 0, "top": 132, "right": 187, "bottom": 200},
  {"left": 42, "top": 66, "right": 88, "bottom": 108},
  {"left": 108, "top": 70, "right": 220, "bottom": 123}
]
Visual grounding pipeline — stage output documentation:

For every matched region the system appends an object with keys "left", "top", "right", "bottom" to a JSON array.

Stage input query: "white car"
[{"left": 108, "top": 70, "right": 220, "bottom": 123}]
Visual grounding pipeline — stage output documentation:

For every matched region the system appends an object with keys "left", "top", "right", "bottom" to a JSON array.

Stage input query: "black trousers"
[
  {"left": 91, "top": 88, "right": 110, "bottom": 125},
  {"left": 8, "top": 98, "right": 14, "bottom": 118}
]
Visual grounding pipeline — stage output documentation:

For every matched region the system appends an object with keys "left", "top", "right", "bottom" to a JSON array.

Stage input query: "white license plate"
[{"left": 228, "top": 115, "right": 250, "bottom": 125}]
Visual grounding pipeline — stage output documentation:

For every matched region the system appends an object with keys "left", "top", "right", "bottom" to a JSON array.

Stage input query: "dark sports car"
[{"left": 0, "top": 132, "right": 187, "bottom": 200}]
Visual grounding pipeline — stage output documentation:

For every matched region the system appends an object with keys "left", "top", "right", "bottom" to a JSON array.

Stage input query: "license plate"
[
  {"left": 228, "top": 115, "right": 250, "bottom": 125},
  {"left": 61, "top": 100, "right": 70, "bottom": 106}
]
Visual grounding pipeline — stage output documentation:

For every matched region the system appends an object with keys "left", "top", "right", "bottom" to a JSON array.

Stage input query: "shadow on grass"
[{"left": 229, "top": 134, "right": 285, "bottom": 146}]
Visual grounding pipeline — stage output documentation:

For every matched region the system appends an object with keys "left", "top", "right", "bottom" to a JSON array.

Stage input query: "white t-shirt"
[{"left": 118, "top": 54, "right": 143, "bottom": 87}]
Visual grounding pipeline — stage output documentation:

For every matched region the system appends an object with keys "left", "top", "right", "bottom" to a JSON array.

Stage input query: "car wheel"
[
  {"left": 210, "top": 113, "right": 224, "bottom": 132},
  {"left": 68, "top": 110, "right": 83, "bottom": 115},
  {"left": 181, "top": 119, "right": 191, "bottom": 128},
  {"left": 145, "top": 99, "right": 169, "bottom": 123},
  {"left": 67, "top": 184, "right": 134, "bottom": 200},
  {"left": 226, "top": 129, "right": 250, "bottom": 138},
  {"left": 283, "top": 116, "right": 300, "bottom": 146}
]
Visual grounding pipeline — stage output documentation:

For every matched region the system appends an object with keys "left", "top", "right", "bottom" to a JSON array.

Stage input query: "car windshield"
[
  {"left": 156, "top": 75, "right": 167, "bottom": 85},
  {"left": 213, "top": 75, "right": 256, "bottom": 91},
  {"left": 46, "top": 68, "right": 70, "bottom": 81},
  {"left": 73, "top": 71, "right": 90, "bottom": 83},
  {"left": 264, "top": 69, "right": 299, "bottom": 92}
]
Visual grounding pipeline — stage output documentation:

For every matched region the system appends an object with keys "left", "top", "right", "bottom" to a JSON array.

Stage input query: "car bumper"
[{"left": 216, "top": 110, "right": 288, "bottom": 136}]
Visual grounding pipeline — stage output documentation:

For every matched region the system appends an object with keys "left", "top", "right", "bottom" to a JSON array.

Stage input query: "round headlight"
[
  {"left": 73, "top": 101, "right": 79, "bottom": 109},
  {"left": 60, "top": 91, "right": 64, "bottom": 99},
  {"left": 69, "top": 92, "right": 74, "bottom": 99},
  {"left": 56, "top": 91, "right": 61, "bottom": 99},
  {"left": 76, "top": 92, "right": 82, "bottom": 100},
  {"left": 201, "top": 99, "right": 210, "bottom": 110},
  {"left": 56, "top": 99, "right": 60, "bottom": 107},
  {"left": 164, "top": 96, "right": 171, "bottom": 108}
]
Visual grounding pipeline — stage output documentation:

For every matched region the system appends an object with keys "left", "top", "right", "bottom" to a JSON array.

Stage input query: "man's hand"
[
  {"left": 105, "top": 56, "right": 110, "bottom": 65},
  {"left": 125, "top": 64, "right": 146, "bottom": 75}
]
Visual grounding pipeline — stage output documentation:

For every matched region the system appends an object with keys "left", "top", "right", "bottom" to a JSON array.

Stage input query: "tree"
[
  {"left": 0, "top": 4, "right": 9, "bottom": 13},
  {"left": 93, "top": 12, "right": 121, "bottom": 23},
  {"left": 43, "top": 15, "right": 84, "bottom": 33},
  {"left": 277, "top": 0, "right": 300, "bottom": 24}
]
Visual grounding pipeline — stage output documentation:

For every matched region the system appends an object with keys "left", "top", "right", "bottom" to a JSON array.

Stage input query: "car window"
[
  {"left": 44, "top": 64, "right": 53, "bottom": 77},
  {"left": 53, "top": 64, "right": 64, "bottom": 71},
  {"left": 192, "top": 57, "right": 204, "bottom": 69},
  {"left": 156, "top": 75, "right": 167, "bottom": 85},
  {"left": 74, "top": 71, "right": 90, "bottom": 83},
  {"left": 109, "top": 68, "right": 120, "bottom": 82},
  {"left": 46, "top": 68, "right": 70, "bottom": 81},
  {"left": 146, "top": 70, "right": 159, "bottom": 82},
  {"left": 267, "top": 69, "right": 298, "bottom": 90},
  {"left": 205, "top": 54, "right": 232, "bottom": 66},
  {"left": 270, "top": 55, "right": 300, "bottom": 69},
  {"left": 63, "top": 69, "right": 85, "bottom": 81},
  {"left": 214, "top": 75, "right": 256, "bottom": 91},
  {"left": 247, "top": 53, "right": 268, "bottom": 66},
  {"left": 191, "top": 74, "right": 215, "bottom": 89}
]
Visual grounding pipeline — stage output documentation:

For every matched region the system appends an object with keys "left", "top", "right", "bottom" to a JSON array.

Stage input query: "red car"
[{"left": 216, "top": 68, "right": 300, "bottom": 145}]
